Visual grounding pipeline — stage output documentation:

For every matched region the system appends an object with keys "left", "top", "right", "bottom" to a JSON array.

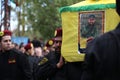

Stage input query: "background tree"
[{"left": 12, "top": 0, "right": 83, "bottom": 40}]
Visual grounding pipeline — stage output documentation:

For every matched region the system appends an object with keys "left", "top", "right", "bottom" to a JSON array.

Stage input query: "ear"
[{"left": 116, "top": 0, "right": 120, "bottom": 16}]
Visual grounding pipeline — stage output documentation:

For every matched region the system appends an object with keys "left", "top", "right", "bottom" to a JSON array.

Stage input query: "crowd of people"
[
  {"left": 0, "top": 27, "right": 66, "bottom": 80},
  {"left": 0, "top": 0, "right": 120, "bottom": 80}
]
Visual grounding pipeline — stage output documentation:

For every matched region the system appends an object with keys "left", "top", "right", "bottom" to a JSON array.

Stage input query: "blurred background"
[{"left": 0, "top": 0, "right": 83, "bottom": 42}]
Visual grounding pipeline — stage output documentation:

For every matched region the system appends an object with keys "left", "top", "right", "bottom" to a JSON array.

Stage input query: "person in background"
[
  {"left": 32, "top": 39, "right": 43, "bottom": 57},
  {"left": 19, "top": 42, "right": 25, "bottom": 53},
  {"left": 52, "top": 28, "right": 64, "bottom": 69},
  {"left": 50, "top": 28, "right": 66, "bottom": 80},
  {"left": 81, "top": 0, "right": 120, "bottom": 80},
  {"left": 14, "top": 43, "right": 19, "bottom": 50},
  {"left": 33, "top": 28, "right": 65, "bottom": 80},
  {"left": 59, "top": 32, "right": 84, "bottom": 80},
  {"left": 24, "top": 42, "right": 35, "bottom": 76},
  {"left": 0, "top": 30, "right": 33, "bottom": 80},
  {"left": 39, "top": 38, "right": 45, "bottom": 48},
  {"left": 11, "top": 42, "right": 16, "bottom": 49},
  {"left": 11, "top": 42, "right": 19, "bottom": 50},
  {"left": 43, "top": 38, "right": 55, "bottom": 55}
]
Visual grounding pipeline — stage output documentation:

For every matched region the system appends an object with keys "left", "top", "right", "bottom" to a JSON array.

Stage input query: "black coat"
[
  {"left": 33, "top": 51, "right": 58, "bottom": 80},
  {"left": 0, "top": 49, "right": 33, "bottom": 80},
  {"left": 53, "top": 62, "right": 84, "bottom": 80},
  {"left": 81, "top": 23, "right": 120, "bottom": 80}
]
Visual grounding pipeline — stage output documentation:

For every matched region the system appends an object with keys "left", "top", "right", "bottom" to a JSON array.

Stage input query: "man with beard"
[
  {"left": 81, "top": 14, "right": 102, "bottom": 38},
  {"left": 34, "top": 28, "right": 84, "bottom": 80},
  {"left": 33, "top": 28, "right": 65, "bottom": 80}
]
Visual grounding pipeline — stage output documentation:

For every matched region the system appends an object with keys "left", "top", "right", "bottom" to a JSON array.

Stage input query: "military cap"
[
  {"left": 0, "top": 30, "right": 12, "bottom": 37},
  {"left": 24, "top": 43, "right": 33, "bottom": 51},
  {"left": 0, "top": 30, "right": 12, "bottom": 41},
  {"left": 54, "top": 28, "right": 62, "bottom": 37},
  {"left": 45, "top": 38, "right": 54, "bottom": 47},
  {"left": 43, "top": 38, "right": 54, "bottom": 51}
]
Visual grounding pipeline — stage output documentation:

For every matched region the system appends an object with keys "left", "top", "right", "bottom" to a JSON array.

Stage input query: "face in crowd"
[
  {"left": 0, "top": 35, "right": 12, "bottom": 51},
  {"left": 54, "top": 36, "right": 62, "bottom": 53},
  {"left": 24, "top": 43, "right": 35, "bottom": 56},
  {"left": 0, "top": 30, "right": 12, "bottom": 51},
  {"left": 53, "top": 28, "right": 62, "bottom": 53}
]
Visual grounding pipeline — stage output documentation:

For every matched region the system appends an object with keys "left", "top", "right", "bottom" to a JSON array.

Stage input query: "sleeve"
[
  {"left": 81, "top": 39, "right": 97, "bottom": 80},
  {"left": 33, "top": 51, "right": 58, "bottom": 80}
]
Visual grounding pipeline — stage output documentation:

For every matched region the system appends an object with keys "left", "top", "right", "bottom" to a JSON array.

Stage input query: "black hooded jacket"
[
  {"left": 0, "top": 48, "right": 33, "bottom": 80},
  {"left": 81, "top": 23, "right": 120, "bottom": 80}
]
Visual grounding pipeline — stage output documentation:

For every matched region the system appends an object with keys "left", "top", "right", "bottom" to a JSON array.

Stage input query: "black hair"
[
  {"left": 19, "top": 42, "right": 24, "bottom": 49},
  {"left": 31, "top": 40, "right": 41, "bottom": 48}
]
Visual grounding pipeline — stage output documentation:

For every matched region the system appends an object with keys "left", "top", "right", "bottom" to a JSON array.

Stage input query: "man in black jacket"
[
  {"left": 33, "top": 28, "right": 65, "bottom": 80},
  {"left": 81, "top": 0, "right": 120, "bottom": 80},
  {"left": 0, "top": 30, "right": 33, "bottom": 80}
]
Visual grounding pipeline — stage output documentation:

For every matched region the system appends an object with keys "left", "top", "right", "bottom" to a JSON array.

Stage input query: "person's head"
[
  {"left": 19, "top": 42, "right": 25, "bottom": 53},
  {"left": 14, "top": 43, "right": 19, "bottom": 50},
  {"left": 53, "top": 28, "right": 62, "bottom": 53},
  {"left": 11, "top": 42, "right": 16, "bottom": 49},
  {"left": 88, "top": 14, "right": 96, "bottom": 25},
  {"left": 32, "top": 40, "right": 41, "bottom": 48},
  {"left": 0, "top": 30, "right": 12, "bottom": 51},
  {"left": 31, "top": 40, "right": 42, "bottom": 57},
  {"left": 24, "top": 43, "right": 34, "bottom": 56},
  {"left": 43, "top": 38, "right": 55, "bottom": 54}
]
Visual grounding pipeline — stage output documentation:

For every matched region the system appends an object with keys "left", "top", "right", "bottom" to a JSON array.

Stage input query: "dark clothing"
[
  {"left": 50, "top": 61, "right": 84, "bottom": 80},
  {"left": 24, "top": 53, "right": 36, "bottom": 77},
  {"left": 0, "top": 48, "right": 33, "bottom": 80},
  {"left": 33, "top": 56, "right": 49, "bottom": 80},
  {"left": 81, "top": 23, "right": 120, "bottom": 80},
  {"left": 52, "top": 64, "right": 67, "bottom": 80},
  {"left": 52, "top": 61, "right": 84, "bottom": 80},
  {"left": 33, "top": 51, "right": 58, "bottom": 80},
  {"left": 34, "top": 50, "right": 84, "bottom": 80},
  {"left": 28, "top": 56, "right": 36, "bottom": 72},
  {"left": 65, "top": 62, "right": 84, "bottom": 80}
]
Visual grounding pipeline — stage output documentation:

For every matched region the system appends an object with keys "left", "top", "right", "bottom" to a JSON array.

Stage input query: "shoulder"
[
  {"left": 95, "top": 31, "right": 113, "bottom": 43},
  {"left": 9, "top": 48, "right": 26, "bottom": 58}
]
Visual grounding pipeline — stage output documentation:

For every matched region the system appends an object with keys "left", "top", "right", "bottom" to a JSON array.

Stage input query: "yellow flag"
[{"left": 60, "top": 0, "right": 120, "bottom": 62}]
